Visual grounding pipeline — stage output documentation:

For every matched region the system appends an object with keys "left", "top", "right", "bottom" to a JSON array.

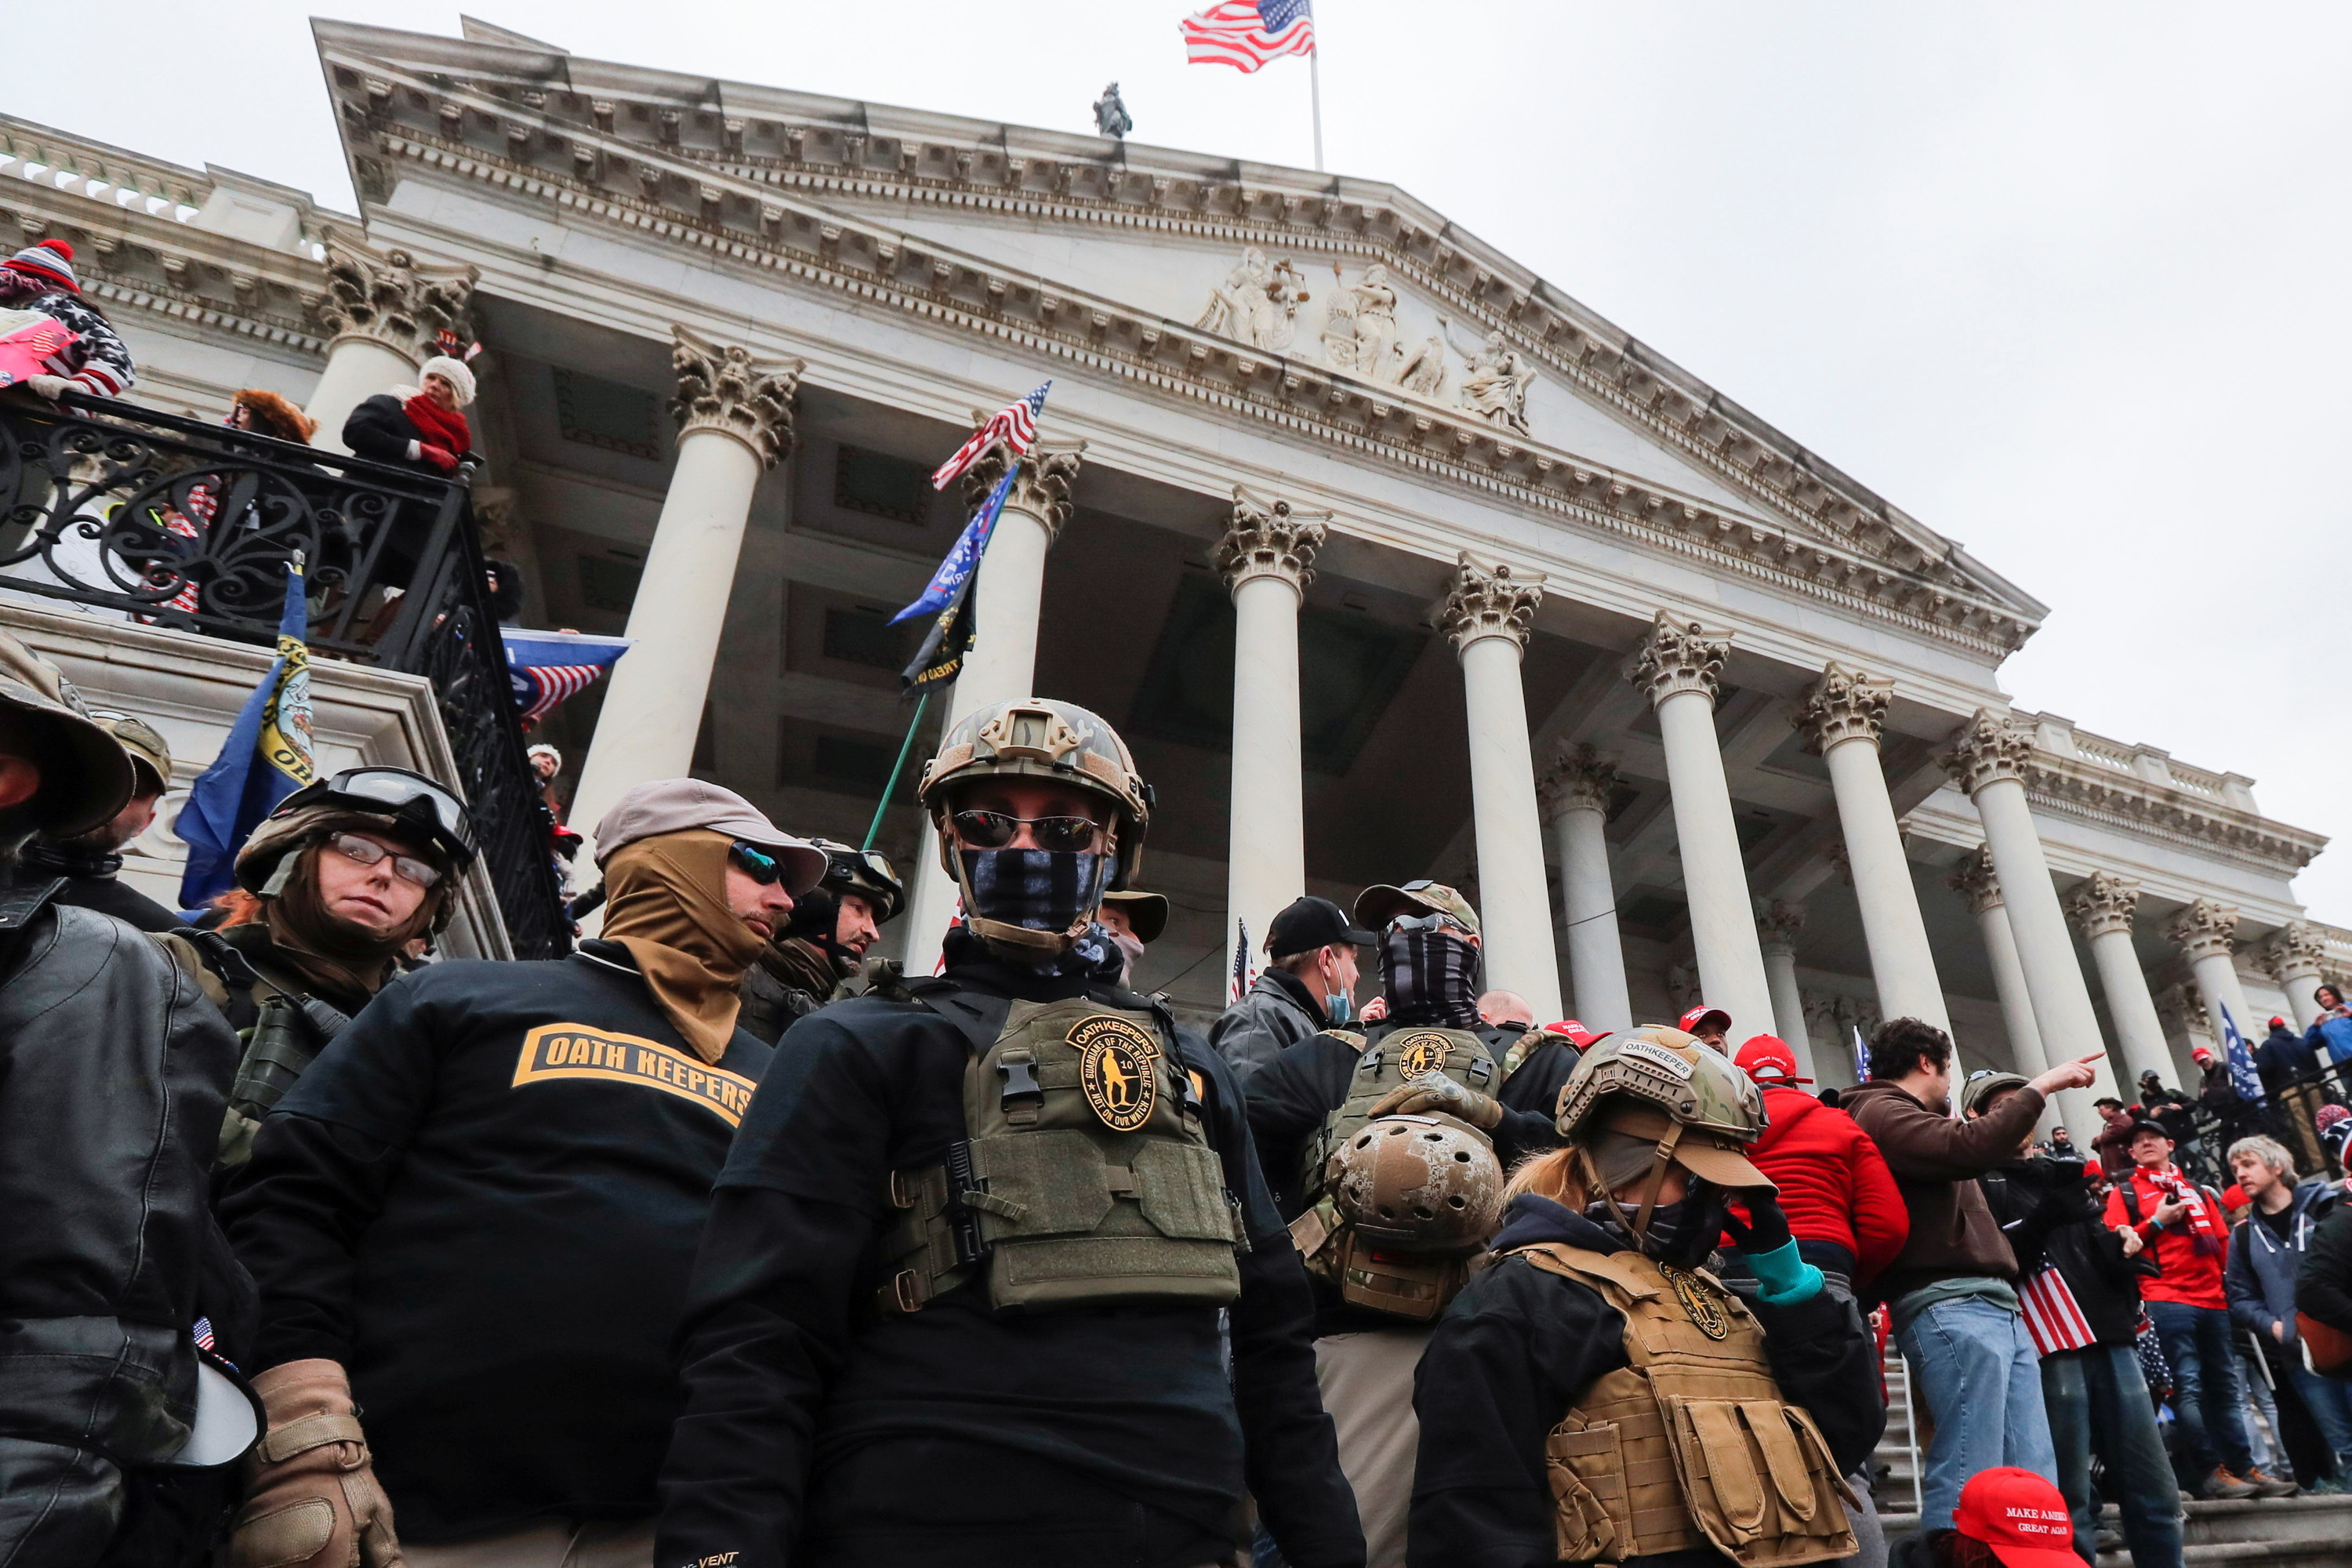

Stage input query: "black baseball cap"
[{"left": 1266, "top": 895, "right": 1375, "bottom": 960}]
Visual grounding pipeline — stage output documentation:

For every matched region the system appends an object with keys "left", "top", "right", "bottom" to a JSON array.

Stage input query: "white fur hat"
[{"left": 416, "top": 355, "right": 477, "bottom": 407}]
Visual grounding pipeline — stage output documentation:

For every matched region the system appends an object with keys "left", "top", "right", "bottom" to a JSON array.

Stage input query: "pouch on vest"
[
  {"left": 1518, "top": 1242, "right": 1858, "bottom": 1567},
  {"left": 878, "top": 991, "right": 1245, "bottom": 1316}
]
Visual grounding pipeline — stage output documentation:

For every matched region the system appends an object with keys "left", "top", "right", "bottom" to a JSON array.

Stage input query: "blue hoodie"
[{"left": 2227, "top": 1176, "right": 2339, "bottom": 1344}]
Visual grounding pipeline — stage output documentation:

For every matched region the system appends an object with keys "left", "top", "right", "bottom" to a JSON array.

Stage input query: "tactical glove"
[
  {"left": 227, "top": 1359, "right": 405, "bottom": 1568},
  {"left": 1722, "top": 1185, "right": 1794, "bottom": 1256},
  {"left": 1368, "top": 1070, "right": 1504, "bottom": 1130}
]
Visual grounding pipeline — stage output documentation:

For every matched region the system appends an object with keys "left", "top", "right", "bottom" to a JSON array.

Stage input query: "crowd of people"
[{"left": 9, "top": 646, "right": 2352, "bottom": 1568}]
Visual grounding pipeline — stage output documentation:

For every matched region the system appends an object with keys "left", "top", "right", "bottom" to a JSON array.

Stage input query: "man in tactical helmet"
[
  {"left": 738, "top": 837, "right": 906, "bottom": 1044},
  {"left": 221, "top": 778, "right": 822, "bottom": 1568},
  {"left": 1410, "top": 1024, "right": 1885, "bottom": 1567},
  {"left": 25, "top": 710, "right": 182, "bottom": 931},
  {"left": 0, "top": 631, "right": 252, "bottom": 1567},
  {"left": 1213, "top": 894, "right": 1375, "bottom": 1085},
  {"left": 657, "top": 698, "right": 1364, "bottom": 1568},
  {"left": 157, "top": 766, "right": 478, "bottom": 1167}
]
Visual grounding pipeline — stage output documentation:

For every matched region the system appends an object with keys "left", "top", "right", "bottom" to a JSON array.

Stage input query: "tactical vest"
[
  {"left": 158, "top": 929, "right": 353, "bottom": 1169},
  {"left": 1290, "top": 1025, "right": 1504, "bottom": 1321},
  {"left": 1513, "top": 1242, "right": 1857, "bottom": 1567},
  {"left": 877, "top": 990, "right": 1247, "bottom": 1316}
]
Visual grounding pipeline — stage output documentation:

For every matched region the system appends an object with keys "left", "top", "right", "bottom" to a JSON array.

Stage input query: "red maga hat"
[
  {"left": 1540, "top": 1020, "right": 1612, "bottom": 1050},
  {"left": 1677, "top": 1004, "right": 1732, "bottom": 1037},
  {"left": 1733, "top": 1034, "right": 1813, "bottom": 1085},
  {"left": 1953, "top": 1467, "right": 2079, "bottom": 1568}
]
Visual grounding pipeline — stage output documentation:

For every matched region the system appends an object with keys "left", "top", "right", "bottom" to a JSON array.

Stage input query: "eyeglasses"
[
  {"left": 1388, "top": 909, "right": 1475, "bottom": 939},
  {"left": 729, "top": 841, "right": 788, "bottom": 885},
  {"left": 323, "top": 832, "right": 441, "bottom": 889},
  {"left": 947, "top": 810, "right": 1103, "bottom": 853}
]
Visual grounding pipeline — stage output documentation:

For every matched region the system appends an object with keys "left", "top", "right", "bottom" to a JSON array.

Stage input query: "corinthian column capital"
[
  {"left": 2165, "top": 898, "right": 2241, "bottom": 964},
  {"left": 2063, "top": 871, "right": 2140, "bottom": 941},
  {"left": 1216, "top": 486, "right": 1330, "bottom": 595},
  {"left": 670, "top": 326, "right": 804, "bottom": 469},
  {"left": 1757, "top": 899, "right": 1806, "bottom": 955},
  {"left": 1795, "top": 662, "right": 1891, "bottom": 754},
  {"left": 1947, "top": 845, "right": 2003, "bottom": 916},
  {"left": 1539, "top": 740, "right": 1618, "bottom": 818},
  {"left": 1940, "top": 709, "right": 2033, "bottom": 796},
  {"left": 1625, "top": 612, "right": 1729, "bottom": 708},
  {"left": 1439, "top": 553, "right": 1544, "bottom": 655},
  {"left": 317, "top": 227, "right": 479, "bottom": 359},
  {"left": 962, "top": 438, "right": 1086, "bottom": 543},
  {"left": 2259, "top": 920, "right": 2330, "bottom": 983}
]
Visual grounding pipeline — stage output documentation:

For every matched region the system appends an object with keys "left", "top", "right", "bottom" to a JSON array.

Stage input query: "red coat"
[
  {"left": 2103, "top": 1164, "right": 2229, "bottom": 1309},
  {"left": 1740, "top": 1084, "right": 1910, "bottom": 1287}
]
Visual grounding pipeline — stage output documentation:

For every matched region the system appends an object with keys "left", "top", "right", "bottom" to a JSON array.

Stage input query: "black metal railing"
[
  {"left": 2145, "top": 1061, "right": 2350, "bottom": 1189},
  {"left": 0, "top": 390, "right": 569, "bottom": 959}
]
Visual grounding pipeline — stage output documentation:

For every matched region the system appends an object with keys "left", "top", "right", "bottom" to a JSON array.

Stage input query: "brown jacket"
[{"left": 1843, "top": 1078, "right": 2045, "bottom": 1305}]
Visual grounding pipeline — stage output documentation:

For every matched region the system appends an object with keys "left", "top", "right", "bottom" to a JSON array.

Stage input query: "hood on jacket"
[
  {"left": 2245, "top": 1178, "right": 2338, "bottom": 1247},
  {"left": 1842, "top": 1078, "right": 1946, "bottom": 1118},
  {"left": 1491, "top": 1193, "right": 1628, "bottom": 1256}
]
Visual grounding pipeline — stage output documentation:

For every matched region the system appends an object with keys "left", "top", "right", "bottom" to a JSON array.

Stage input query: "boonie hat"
[
  {"left": 94, "top": 713, "right": 172, "bottom": 797},
  {"left": 1101, "top": 888, "right": 1169, "bottom": 944},
  {"left": 594, "top": 778, "right": 826, "bottom": 894},
  {"left": 0, "top": 630, "right": 135, "bottom": 836},
  {"left": 1678, "top": 1003, "right": 1733, "bottom": 1038},
  {"left": 1267, "top": 894, "right": 1372, "bottom": 959},
  {"left": 1951, "top": 1467, "right": 2081, "bottom": 1568},
  {"left": 1734, "top": 1035, "right": 1813, "bottom": 1086},
  {"left": 1353, "top": 880, "right": 1479, "bottom": 938}
]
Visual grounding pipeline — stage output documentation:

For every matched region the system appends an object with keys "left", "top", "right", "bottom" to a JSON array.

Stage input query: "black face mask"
[
  {"left": 1583, "top": 1189, "right": 1729, "bottom": 1270},
  {"left": 1379, "top": 927, "right": 1480, "bottom": 1028}
]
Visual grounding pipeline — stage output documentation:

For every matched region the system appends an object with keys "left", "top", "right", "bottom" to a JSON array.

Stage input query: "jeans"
[
  {"left": 2042, "top": 1345, "right": 2184, "bottom": 1568},
  {"left": 1894, "top": 1294, "right": 2057, "bottom": 1535},
  {"left": 2241, "top": 1345, "right": 2285, "bottom": 1470},
  {"left": 2288, "top": 1363, "right": 2352, "bottom": 1472},
  {"left": 2147, "top": 1299, "right": 2254, "bottom": 1475}
]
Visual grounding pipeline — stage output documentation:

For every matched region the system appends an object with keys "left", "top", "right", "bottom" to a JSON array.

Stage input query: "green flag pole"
[{"left": 862, "top": 691, "right": 930, "bottom": 853}]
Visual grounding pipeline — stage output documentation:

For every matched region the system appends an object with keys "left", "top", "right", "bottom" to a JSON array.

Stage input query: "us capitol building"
[{"left": 3, "top": 16, "right": 2337, "bottom": 1129}]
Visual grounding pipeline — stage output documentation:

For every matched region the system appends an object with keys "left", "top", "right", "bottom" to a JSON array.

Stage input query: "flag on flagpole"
[
  {"left": 898, "top": 466, "right": 1018, "bottom": 695},
  {"left": 930, "top": 382, "right": 1051, "bottom": 491},
  {"left": 177, "top": 561, "right": 315, "bottom": 908},
  {"left": 2220, "top": 1002, "right": 2265, "bottom": 1104},
  {"left": 1852, "top": 1026, "right": 1871, "bottom": 1087},
  {"left": 501, "top": 628, "right": 631, "bottom": 727},
  {"left": 1228, "top": 920, "right": 1255, "bottom": 1004},
  {"left": 1181, "top": 0, "right": 1316, "bottom": 71}
]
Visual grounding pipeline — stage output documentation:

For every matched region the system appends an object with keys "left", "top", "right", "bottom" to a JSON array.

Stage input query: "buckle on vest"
[
  {"left": 1359, "top": 1048, "right": 1383, "bottom": 1076},
  {"left": 887, "top": 1269, "right": 926, "bottom": 1314},
  {"left": 996, "top": 1048, "right": 1043, "bottom": 1115},
  {"left": 887, "top": 1169, "right": 920, "bottom": 1210}
]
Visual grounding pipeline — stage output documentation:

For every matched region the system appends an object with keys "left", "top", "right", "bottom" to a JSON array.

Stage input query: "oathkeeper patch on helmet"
[{"left": 1073, "top": 1014, "right": 1158, "bottom": 1131}]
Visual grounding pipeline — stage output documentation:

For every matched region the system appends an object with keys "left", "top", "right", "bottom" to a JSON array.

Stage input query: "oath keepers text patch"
[
  {"left": 1070, "top": 1014, "right": 1159, "bottom": 1131},
  {"left": 510, "top": 1024, "right": 756, "bottom": 1127}
]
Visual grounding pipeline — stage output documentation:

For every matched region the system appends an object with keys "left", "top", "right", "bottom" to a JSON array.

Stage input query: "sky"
[{"left": 17, "top": 3, "right": 2352, "bottom": 916}]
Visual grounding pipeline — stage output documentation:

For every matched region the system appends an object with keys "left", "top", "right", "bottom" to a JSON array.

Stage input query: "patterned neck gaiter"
[
  {"left": 958, "top": 848, "right": 1113, "bottom": 975},
  {"left": 1379, "top": 927, "right": 1481, "bottom": 1027}
]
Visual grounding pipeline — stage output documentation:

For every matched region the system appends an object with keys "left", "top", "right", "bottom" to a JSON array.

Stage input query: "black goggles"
[
  {"left": 284, "top": 767, "right": 476, "bottom": 864},
  {"left": 947, "top": 809, "right": 1104, "bottom": 854}
]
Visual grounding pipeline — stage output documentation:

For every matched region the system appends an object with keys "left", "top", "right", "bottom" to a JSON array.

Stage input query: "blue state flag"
[
  {"left": 177, "top": 563, "right": 316, "bottom": 909},
  {"left": 2220, "top": 1002, "right": 2265, "bottom": 1104},
  {"left": 891, "top": 466, "right": 1018, "bottom": 626}
]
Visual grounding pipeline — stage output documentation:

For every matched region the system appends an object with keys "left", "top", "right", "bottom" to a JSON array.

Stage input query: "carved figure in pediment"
[
  {"left": 1442, "top": 319, "right": 1535, "bottom": 435},
  {"left": 1196, "top": 246, "right": 1309, "bottom": 352},
  {"left": 1394, "top": 334, "right": 1447, "bottom": 397},
  {"left": 1319, "top": 264, "right": 1401, "bottom": 375}
]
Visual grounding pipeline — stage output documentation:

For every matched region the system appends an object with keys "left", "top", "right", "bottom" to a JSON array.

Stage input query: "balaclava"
[
  {"left": 1573, "top": 1124, "right": 1730, "bottom": 1269},
  {"left": 602, "top": 829, "right": 767, "bottom": 1062},
  {"left": 1379, "top": 926, "right": 1481, "bottom": 1028},
  {"left": 783, "top": 884, "right": 857, "bottom": 977},
  {"left": 958, "top": 846, "right": 1113, "bottom": 969}
]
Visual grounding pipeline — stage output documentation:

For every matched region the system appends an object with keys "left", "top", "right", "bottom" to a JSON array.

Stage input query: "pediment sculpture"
[
  {"left": 1442, "top": 318, "right": 1535, "bottom": 436},
  {"left": 1320, "top": 265, "right": 1446, "bottom": 397},
  {"left": 1196, "top": 246, "right": 1312, "bottom": 352}
]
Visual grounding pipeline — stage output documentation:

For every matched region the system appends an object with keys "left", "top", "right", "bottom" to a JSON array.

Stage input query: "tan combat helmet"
[
  {"left": 918, "top": 697, "right": 1153, "bottom": 960},
  {"left": 1555, "top": 1023, "right": 1771, "bottom": 1238},
  {"left": 1327, "top": 1112, "right": 1504, "bottom": 1254}
]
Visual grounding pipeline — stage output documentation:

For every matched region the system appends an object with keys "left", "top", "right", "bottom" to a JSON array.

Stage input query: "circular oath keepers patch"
[
  {"left": 1394, "top": 1030, "right": 1454, "bottom": 1079},
  {"left": 1072, "top": 1015, "right": 1159, "bottom": 1131},
  {"left": 1659, "top": 1263, "right": 1731, "bottom": 1341}
]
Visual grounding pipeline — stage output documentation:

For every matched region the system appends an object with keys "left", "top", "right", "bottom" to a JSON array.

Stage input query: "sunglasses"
[
  {"left": 729, "top": 841, "right": 789, "bottom": 885},
  {"left": 947, "top": 810, "right": 1103, "bottom": 854},
  {"left": 323, "top": 831, "right": 442, "bottom": 889}
]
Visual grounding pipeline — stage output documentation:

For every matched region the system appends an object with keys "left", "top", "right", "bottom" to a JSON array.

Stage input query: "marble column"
[
  {"left": 1217, "top": 488, "right": 1327, "bottom": 971},
  {"left": 306, "top": 230, "right": 478, "bottom": 453},
  {"left": 1949, "top": 848, "right": 2048, "bottom": 1080},
  {"left": 1943, "top": 710, "right": 2118, "bottom": 1126},
  {"left": 1795, "top": 664, "right": 1954, "bottom": 1035},
  {"left": 1440, "top": 555, "right": 1562, "bottom": 1021},
  {"left": 2261, "top": 920, "right": 2331, "bottom": 1030},
  {"left": 1625, "top": 613, "right": 1773, "bottom": 1036},
  {"left": 1539, "top": 741, "right": 1632, "bottom": 1033},
  {"left": 898, "top": 437, "right": 1086, "bottom": 978},
  {"left": 1756, "top": 900, "right": 1820, "bottom": 1079},
  {"left": 2165, "top": 898, "right": 2259, "bottom": 1054},
  {"left": 570, "top": 328, "right": 801, "bottom": 847},
  {"left": 2063, "top": 872, "right": 2176, "bottom": 1088}
]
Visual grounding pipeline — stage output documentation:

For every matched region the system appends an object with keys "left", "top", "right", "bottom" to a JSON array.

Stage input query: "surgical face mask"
[{"left": 1320, "top": 950, "right": 1356, "bottom": 1025}]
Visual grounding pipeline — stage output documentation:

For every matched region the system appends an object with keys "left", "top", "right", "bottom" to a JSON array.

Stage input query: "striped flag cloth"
[
  {"left": 1227, "top": 920, "right": 1254, "bottom": 1004},
  {"left": 501, "top": 629, "right": 631, "bottom": 727},
  {"left": 2020, "top": 1265, "right": 2097, "bottom": 1356},
  {"left": 931, "top": 382, "right": 1051, "bottom": 491},
  {"left": 1181, "top": 0, "right": 1316, "bottom": 72}
]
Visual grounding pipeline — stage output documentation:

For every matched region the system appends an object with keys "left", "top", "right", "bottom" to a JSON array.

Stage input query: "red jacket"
[
  {"left": 2104, "top": 1163, "right": 2229, "bottom": 1309},
  {"left": 1740, "top": 1083, "right": 1909, "bottom": 1287}
]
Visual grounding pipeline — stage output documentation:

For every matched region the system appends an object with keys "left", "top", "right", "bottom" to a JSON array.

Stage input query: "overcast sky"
[{"left": 20, "top": 4, "right": 2351, "bottom": 916}]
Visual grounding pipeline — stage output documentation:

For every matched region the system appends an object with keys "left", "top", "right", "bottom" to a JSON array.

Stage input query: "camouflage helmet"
[
  {"left": 1555, "top": 1024, "right": 1770, "bottom": 1190},
  {"left": 1327, "top": 1113, "right": 1504, "bottom": 1254},
  {"left": 919, "top": 698, "right": 1152, "bottom": 888}
]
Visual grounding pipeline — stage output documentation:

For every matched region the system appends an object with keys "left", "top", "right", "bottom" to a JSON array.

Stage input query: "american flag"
[
  {"left": 930, "top": 382, "right": 1051, "bottom": 491},
  {"left": 1227, "top": 920, "right": 1255, "bottom": 1004},
  {"left": 2019, "top": 1265, "right": 2096, "bottom": 1355},
  {"left": 1181, "top": 0, "right": 1316, "bottom": 72}
]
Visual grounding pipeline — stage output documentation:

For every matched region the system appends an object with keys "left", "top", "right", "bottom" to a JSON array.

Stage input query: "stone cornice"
[
  {"left": 2020, "top": 748, "right": 2325, "bottom": 876},
  {"left": 310, "top": 32, "right": 2044, "bottom": 660}
]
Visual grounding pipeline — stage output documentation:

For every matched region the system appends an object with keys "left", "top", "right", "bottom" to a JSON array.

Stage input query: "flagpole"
[
  {"left": 1308, "top": 46, "right": 1324, "bottom": 172},
  {"left": 862, "top": 691, "right": 930, "bottom": 853}
]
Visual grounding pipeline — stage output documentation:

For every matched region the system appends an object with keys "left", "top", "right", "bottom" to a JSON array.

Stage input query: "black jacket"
[
  {"left": 1408, "top": 1196, "right": 1882, "bottom": 1568},
  {"left": 2296, "top": 1203, "right": 2352, "bottom": 1337},
  {"left": 655, "top": 931, "right": 1365, "bottom": 1568},
  {"left": 221, "top": 942, "right": 771, "bottom": 1544},
  {"left": 341, "top": 393, "right": 470, "bottom": 473},
  {"left": 1979, "top": 1157, "right": 2150, "bottom": 1347},
  {"left": 20, "top": 842, "right": 182, "bottom": 931},
  {"left": 0, "top": 877, "right": 248, "bottom": 1568},
  {"left": 1210, "top": 967, "right": 1328, "bottom": 1087}
]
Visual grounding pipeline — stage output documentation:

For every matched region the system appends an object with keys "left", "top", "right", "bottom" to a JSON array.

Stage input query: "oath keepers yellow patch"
[
  {"left": 1659, "top": 1262, "right": 1731, "bottom": 1340},
  {"left": 510, "top": 1024, "right": 757, "bottom": 1127},
  {"left": 1070, "top": 1014, "right": 1158, "bottom": 1132},
  {"left": 1394, "top": 1030, "right": 1454, "bottom": 1078}
]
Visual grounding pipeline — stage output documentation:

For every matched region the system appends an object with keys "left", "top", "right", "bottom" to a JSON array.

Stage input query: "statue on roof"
[{"left": 1093, "top": 83, "right": 1133, "bottom": 140}]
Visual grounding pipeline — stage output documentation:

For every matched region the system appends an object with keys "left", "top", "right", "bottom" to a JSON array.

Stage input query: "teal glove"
[{"left": 1743, "top": 1237, "right": 1824, "bottom": 1306}]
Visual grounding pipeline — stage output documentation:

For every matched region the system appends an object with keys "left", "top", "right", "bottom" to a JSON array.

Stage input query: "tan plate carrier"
[{"left": 1513, "top": 1242, "right": 1859, "bottom": 1567}]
